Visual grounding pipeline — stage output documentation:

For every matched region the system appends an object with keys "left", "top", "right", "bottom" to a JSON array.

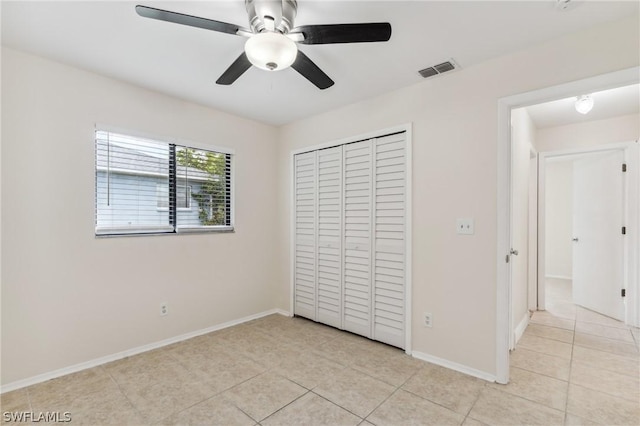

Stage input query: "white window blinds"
[{"left": 95, "top": 130, "right": 233, "bottom": 236}]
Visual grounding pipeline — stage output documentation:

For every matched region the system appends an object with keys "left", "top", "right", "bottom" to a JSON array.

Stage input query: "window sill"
[{"left": 95, "top": 226, "right": 235, "bottom": 238}]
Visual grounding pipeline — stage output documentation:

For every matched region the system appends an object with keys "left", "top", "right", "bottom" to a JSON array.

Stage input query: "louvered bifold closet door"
[
  {"left": 373, "top": 133, "right": 406, "bottom": 348},
  {"left": 316, "top": 146, "right": 343, "bottom": 328},
  {"left": 294, "top": 152, "right": 317, "bottom": 320},
  {"left": 343, "top": 140, "right": 373, "bottom": 338}
]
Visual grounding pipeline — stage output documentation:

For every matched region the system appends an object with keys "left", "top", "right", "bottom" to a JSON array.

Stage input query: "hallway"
[{"left": 509, "top": 278, "right": 639, "bottom": 424}]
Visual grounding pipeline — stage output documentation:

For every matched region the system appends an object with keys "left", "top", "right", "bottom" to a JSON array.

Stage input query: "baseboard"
[
  {"left": 514, "top": 313, "right": 529, "bottom": 346},
  {"left": 1, "top": 309, "right": 289, "bottom": 394},
  {"left": 545, "top": 274, "right": 572, "bottom": 281},
  {"left": 411, "top": 351, "right": 496, "bottom": 383}
]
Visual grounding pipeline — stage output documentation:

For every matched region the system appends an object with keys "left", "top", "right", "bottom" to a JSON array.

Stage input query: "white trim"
[
  {"left": 0, "top": 309, "right": 288, "bottom": 394},
  {"left": 514, "top": 313, "right": 529, "bottom": 346},
  {"left": 496, "top": 96, "right": 512, "bottom": 384},
  {"left": 289, "top": 123, "right": 413, "bottom": 352},
  {"left": 527, "top": 150, "right": 539, "bottom": 313},
  {"left": 545, "top": 275, "right": 572, "bottom": 281},
  {"left": 537, "top": 157, "right": 547, "bottom": 311},
  {"left": 628, "top": 142, "right": 640, "bottom": 327},
  {"left": 405, "top": 124, "right": 413, "bottom": 355},
  {"left": 176, "top": 225, "right": 234, "bottom": 233},
  {"left": 497, "top": 67, "right": 640, "bottom": 384},
  {"left": 95, "top": 225, "right": 175, "bottom": 235},
  {"left": 289, "top": 153, "right": 296, "bottom": 318},
  {"left": 95, "top": 123, "right": 236, "bottom": 155},
  {"left": 290, "top": 123, "right": 411, "bottom": 156},
  {"left": 411, "top": 351, "right": 496, "bottom": 383}
]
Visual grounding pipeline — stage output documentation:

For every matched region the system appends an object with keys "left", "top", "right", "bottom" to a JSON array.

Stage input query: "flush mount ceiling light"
[
  {"left": 245, "top": 32, "right": 297, "bottom": 71},
  {"left": 575, "top": 95, "right": 594, "bottom": 114}
]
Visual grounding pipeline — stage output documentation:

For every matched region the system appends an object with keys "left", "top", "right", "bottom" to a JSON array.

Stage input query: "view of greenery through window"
[
  {"left": 176, "top": 148, "right": 229, "bottom": 226},
  {"left": 95, "top": 130, "right": 232, "bottom": 236}
]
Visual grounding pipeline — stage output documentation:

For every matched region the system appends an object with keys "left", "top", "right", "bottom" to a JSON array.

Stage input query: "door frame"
[
  {"left": 507, "top": 127, "right": 538, "bottom": 351},
  {"left": 538, "top": 143, "right": 638, "bottom": 320},
  {"left": 496, "top": 66, "right": 639, "bottom": 384},
  {"left": 289, "top": 123, "right": 413, "bottom": 354}
]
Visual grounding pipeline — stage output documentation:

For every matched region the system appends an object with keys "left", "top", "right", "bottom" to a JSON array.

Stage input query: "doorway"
[
  {"left": 539, "top": 146, "right": 633, "bottom": 322},
  {"left": 496, "top": 67, "right": 640, "bottom": 384}
]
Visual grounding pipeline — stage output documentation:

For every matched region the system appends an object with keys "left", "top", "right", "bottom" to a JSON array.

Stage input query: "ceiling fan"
[{"left": 136, "top": 0, "right": 392, "bottom": 89}]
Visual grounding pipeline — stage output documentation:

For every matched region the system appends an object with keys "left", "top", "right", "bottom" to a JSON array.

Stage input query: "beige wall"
[
  {"left": 1, "top": 48, "right": 280, "bottom": 385},
  {"left": 545, "top": 161, "right": 574, "bottom": 279},
  {"left": 510, "top": 108, "right": 537, "bottom": 338},
  {"left": 2, "top": 15, "right": 638, "bottom": 386},
  {"left": 537, "top": 113, "right": 639, "bottom": 152},
  {"left": 276, "top": 17, "right": 639, "bottom": 375}
]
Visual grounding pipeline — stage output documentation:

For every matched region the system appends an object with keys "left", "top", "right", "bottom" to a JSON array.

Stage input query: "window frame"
[{"left": 95, "top": 126, "right": 235, "bottom": 237}]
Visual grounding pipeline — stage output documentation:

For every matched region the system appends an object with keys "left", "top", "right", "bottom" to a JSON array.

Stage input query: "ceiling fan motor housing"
[{"left": 246, "top": 0, "right": 297, "bottom": 33}]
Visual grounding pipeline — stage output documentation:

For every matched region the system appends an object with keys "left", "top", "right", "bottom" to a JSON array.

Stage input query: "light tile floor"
[{"left": 2, "top": 288, "right": 638, "bottom": 425}]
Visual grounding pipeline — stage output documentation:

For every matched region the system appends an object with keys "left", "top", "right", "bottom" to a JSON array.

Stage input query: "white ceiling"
[
  {"left": 525, "top": 84, "right": 640, "bottom": 129},
  {"left": 2, "top": 1, "right": 638, "bottom": 125}
]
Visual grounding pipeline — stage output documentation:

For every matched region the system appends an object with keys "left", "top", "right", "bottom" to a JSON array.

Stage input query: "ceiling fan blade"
[
  {"left": 216, "top": 52, "right": 252, "bottom": 85},
  {"left": 291, "top": 23, "right": 391, "bottom": 45},
  {"left": 291, "top": 51, "right": 334, "bottom": 90},
  {"left": 136, "top": 5, "right": 245, "bottom": 36}
]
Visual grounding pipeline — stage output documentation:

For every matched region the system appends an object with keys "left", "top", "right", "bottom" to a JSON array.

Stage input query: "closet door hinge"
[
  {"left": 622, "top": 163, "right": 627, "bottom": 172},
  {"left": 622, "top": 289, "right": 626, "bottom": 298},
  {"left": 622, "top": 226, "right": 626, "bottom": 235}
]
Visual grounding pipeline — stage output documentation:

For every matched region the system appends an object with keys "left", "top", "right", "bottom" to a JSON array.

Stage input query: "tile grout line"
[
  {"left": 562, "top": 317, "right": 577, "bottom": 425},
  {"left": 308, "top": 389, "right": 366, "bottom": 422},
  {"left": 256, "top": 388, "right": 312, "bottom": 424},
  {"left": 460, "top": 379, "right": 489, "bottom": 425},
  {"left": 102, "top": 365, "right": 150, "bottom": 424},
  {"left": 360, "top": 363, "right": 437, "bottom": 423},
  {"left": 486, "top": 385, "right": 566, "bottom": 420}
]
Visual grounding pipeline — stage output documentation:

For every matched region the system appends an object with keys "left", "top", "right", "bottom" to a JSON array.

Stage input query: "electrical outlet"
[
  {"left": 456, "top": 218, "right": 474, "bottom": 235},
  {"left": 160, "top": 302, "right": 168, "bottom": 316},
  {"left": 424, "top": 312, "right": 433, "bottom": 328}
]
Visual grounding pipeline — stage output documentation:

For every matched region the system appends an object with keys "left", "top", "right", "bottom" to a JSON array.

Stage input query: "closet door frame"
[{"left": 289, "top": 123, "right": 413, "bottom": 354}]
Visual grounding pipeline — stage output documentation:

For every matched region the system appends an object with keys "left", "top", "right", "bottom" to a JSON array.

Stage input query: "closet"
[{"left": 293, "top": 131, "right": 408, "bottom": 349}]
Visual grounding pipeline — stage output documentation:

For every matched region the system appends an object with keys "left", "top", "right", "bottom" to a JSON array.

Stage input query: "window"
[
  {"left": 157, "top": 184, "right": 191, "bottom": 209},
  {"left": 95, "top": 130, "right": 232, "bottom": 236}
]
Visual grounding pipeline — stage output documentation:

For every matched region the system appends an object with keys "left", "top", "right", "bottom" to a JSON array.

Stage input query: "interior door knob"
[
  {"left": 510, "top": 249, "right": 519, "bottom": 256},
  {"left": 572, "top": 237, "right": 579, "bottom": 242}
]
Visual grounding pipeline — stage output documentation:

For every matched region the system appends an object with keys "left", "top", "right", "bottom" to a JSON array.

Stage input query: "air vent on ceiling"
[
  {"left": 555, "top": 0, "right": 575, "bottom": 11},
  {"left": 419, "top": 60, "right": 458, "bottom": 79}
]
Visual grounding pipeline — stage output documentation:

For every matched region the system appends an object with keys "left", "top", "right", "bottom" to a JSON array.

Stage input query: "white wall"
[
  {"left": 539, "top": 113, "right": 639, "bottom": 280},
  {"left": 276, "top": 17, "right": 639, "bottom": 376},
  {"left": 537, "top": 113, "right": 639, "bottom": 152},
  {"left": 510, "top": 108, "right": 537, "bottom": 341},
  {"left": 545, "top": 161, "right": 574, "bottom": 279},
  {"left": 1, "top": 48, "right": 280, "bottom": 385}
]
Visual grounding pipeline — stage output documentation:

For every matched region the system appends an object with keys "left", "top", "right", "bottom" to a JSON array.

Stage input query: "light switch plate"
[{"left": 456, "top": 218, "right": 474, "bottom": 235}]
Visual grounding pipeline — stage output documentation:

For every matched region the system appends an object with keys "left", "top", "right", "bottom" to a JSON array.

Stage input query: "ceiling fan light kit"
[
  {"left": 245, "top": 32, "right": 297, "bottom": 71},
  {"left": 135, "top": 0, "right": 392, "bottom": 89}
]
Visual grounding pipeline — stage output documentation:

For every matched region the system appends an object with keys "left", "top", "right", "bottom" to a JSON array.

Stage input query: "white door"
[
  {"left": 317, "top": 146, "right": 343, "bottom": 328},
  {"left": 373, "top": 134, "right": 406, "bottom": 348},
  {"left": 294, "top": 151, "right": 317, "bottom": 320},
  {"left": 343, "top": 140, "right": 373, "bottom": 338},
  {"left": 572, "top": 150, "right": 625, "bottom": 321}
]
